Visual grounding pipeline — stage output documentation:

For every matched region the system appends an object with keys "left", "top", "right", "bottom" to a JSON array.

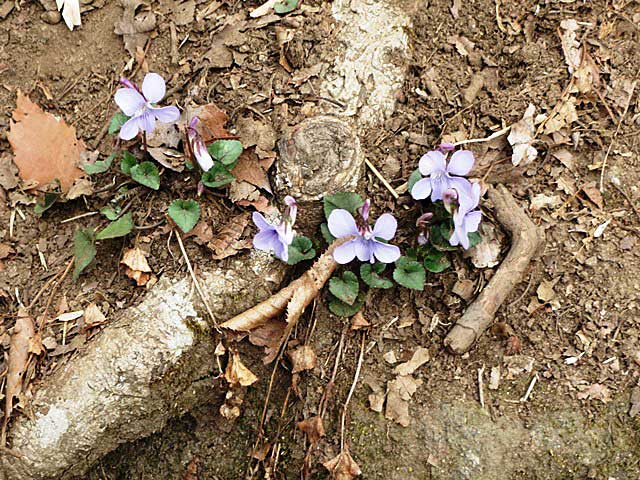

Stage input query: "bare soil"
[{"left": 1, "top": 0, "right": 640, "bottom": 479}]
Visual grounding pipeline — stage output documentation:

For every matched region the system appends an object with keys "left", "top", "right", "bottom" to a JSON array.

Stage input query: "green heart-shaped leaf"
[
  {"left": 323, "top": 192, "right": 364, "bottom": 219},
  {"left": 109, "top": 112, "right": 129, "bottom": 135},
  {"left": 130, "top": 161, "right": 160, "bottom": 190},
  {"left": 423, "top": 249, "right": 451, "bottom": 273},
  {"left": 73, "top": 228, "right": 97, "bottom": 280},
  {"left": 207, "top": 140, "right": 243, "bottom": 166},
  {"left": 202, "top": 163, "right": 235, "bottom": 188},
  {"left": 329, "top": 271, "right": 359, "bottom": 305},
  {"left": 360, "top": 263, "right": 394, "bottom": 289},
  {"left": 287, "top": 235, "right": 316, "bottom": 265},
  {"left": 85, "top": 153, "right": 116, "bottom": 175},
  {"left": 393, "top": 256, "right": 426, "bottom": 290},
  {"left": 169, "top": 199, "right": 200, "bottom": 233},
  {"left": 121, "top": 151, "right": 137, "bottom": 175},
  {"left": 467, "top": 231, "right": 482, "bottom": 248},
  {"left": 328, "top": 291, "right": 365, "bottom": 317},
  {"left": 96, "top": 213, "right": 134, "bottom": 240},
  {"left": 407, "top": 169, "right": 422, "bottom": 194},
  {"left": 274, "top": 0, "right": 298, "bottom": 13}
]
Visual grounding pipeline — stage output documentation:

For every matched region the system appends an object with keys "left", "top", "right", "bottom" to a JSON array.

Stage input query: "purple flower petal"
[
  {"left": 430, "top": 174, "right": 449, "bottom": 201},
  {"left": 418, "top": 150, "right": 446, "bottom": 176},
  {"left": 447, "top": 150, "right": 475, "bottom": 176},
  {"left": 138, "top": 111, "right": 156, "bottom": 134},
  {"left": 333, "top": 240, "right": 357, "bottom": 264},
  {"left": 119, "top": 116, "right": 142, "bottom": 140},
  {"left": 372, "top": 241, "right": 401, "bottom": 263},
  {"left": 464, "top": 210, "right": 482, "bottom": 233},
  {"left": 150, "top": 105, "right": 180, "bottom": 124},
  {"left": 194, "top": 141, "right": 214, "bottom": 171},
  {"left": 141, "top": 73, "right": 166, "bottom": 103},
  {"left": 410, "top": 177, "right": 432, "bottom": 200},
  {"left": 354, "top": 238, "right": 374, "bottom": 263},
  {"left": 252, "top": 212, "right": 272, "bottom": 232},
  {"left": 253, "top": 229, "right": 278, "bottom": 251},
  {"left": 114, "top": 88, "right": 145, "bottom": 116},
  {"left": 273, "top": 238, "right": 288, "bottom": 262},
  {"left": 327, "top": 209, "right": 359, "bottom": 238},
  {"left": 449, "top": 177, "right": 474, "bottom": 209},
  {"left": 372, "top": 213, "right": 397, "bottom": 240}
]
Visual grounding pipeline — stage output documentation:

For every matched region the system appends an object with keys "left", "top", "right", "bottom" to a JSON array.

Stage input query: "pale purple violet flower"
[
  {"left": 411, "top": 149, "right": 475, "bottom": 203},
  {"left": 187, "top": 117, "right": 214, "bottom": 172},
  {"left": 449, "top": 182, "right": 482, "bottom": 249},
  {"left": 252, "top": 196, "right": 297, "bottom": 262},
  {"left": 114, "top": 73, "right": 180, "bottom": 141},
  {"left": 328, "top": 200, "right": 401, "bottom": 264}
]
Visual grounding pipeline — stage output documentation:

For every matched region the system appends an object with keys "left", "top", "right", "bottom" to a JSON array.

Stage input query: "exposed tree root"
[{"left": 444, "top": 184, "right": 544, "bottom": 354}]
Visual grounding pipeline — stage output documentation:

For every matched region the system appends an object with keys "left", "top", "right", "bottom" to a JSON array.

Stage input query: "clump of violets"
[
  {"left": 114, "top": 73, "right": 180, "bottom": 141},
  {"left": 328, "top": 200, "right": 401, "bottom": 264},
  {"left": 252, "top": 196, "right": 297, "bottom": 262},
  {"left": 449, "top": 182, "right": 482, "bottom": 249},
  {"left": 410, "top": 148, "right": 474, "bottom": 204},
  {"left": 186, "top": 117, "right": 214, "bottom": 172}
]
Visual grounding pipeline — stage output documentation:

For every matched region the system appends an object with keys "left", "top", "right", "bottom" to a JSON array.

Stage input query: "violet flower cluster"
[
  {"left": 252, "top": 196, "right": 297, "bottom": 262},
  {"left": 411, "top": 147, "right": 482, "bottom": 249},
  {"left": 114, "top": 73, "right": 180, "bottom": 141},
  {"left": 327, "top": 200, "right": 401, "bottom": 264}
]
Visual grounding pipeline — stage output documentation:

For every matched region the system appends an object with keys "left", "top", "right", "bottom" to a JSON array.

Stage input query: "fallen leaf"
[
  {"left": 188, "top": 220, "right": 214, "bottom": 245},
  {"left": 392, "top": 347, "right": 430, "bottom": 376},
  {"left": 447, "top": 35, "right": 475, "bottom": 56},
  {"left": 56, "top": 0, "right": 81, "bottom": 30},
  {"left": 577, "top": 383, "right": 611, "bottom": 403},
  {"left": 190, "top": 103, "right": 235, "bottom": 142},
  {"left": 8, "top": 91, "right": 85, "bottom": 193},
  {"left": 83, "top": 303, "right": 107, "bottom": 327},
  {"left": 2, "top": 308, "right": 34, "bottom": 441},
  {"left": 552, "top": 148, "right": 576, "bottom": 171},
  {"left": 208, "top": 212, "right": 252, "bottom": 260},
  {"left": 182, "top": 456, "right": 199, "bottom": 480},
  {"left": 488, "top": 366, "right": 500, "bottom": 390},
  {"left": 559, "top": 19, "right": 582, "bottom": 75},
  {"left": 383, "top": 350, "right": 397, "bottom": 364},
  {"left": 0, "top": 243, "right": 14, "bottom": 260},
  {"left": 250, "top": 0, "right": 278, "bottom": 18},
  {"left": 544, "top": 97, "right": 578, "bottom": 135},
  {"left": 297, "top": 416, "right": 325, "bottom": 444},
  {"left": 291, "top": 64, "right": 323, "bottom": 87},
  {"left": 225, "top": 350, "right": 258, "bottom": 387},
  {"left": 385, "top": 375, "right": 422, "bottom": 427},
  {"left": 368, "top": 392, "right": 385, "bottom": 412},
  {"left": 236, "top": 117, "right": 277, "bottom": 158},
  {"left": 581, "top": 181, "right": 603, "bottom": 209},
  {"left": 452, "top": 279, "right": 475, "bottom": 301},
  {"left": 66, "top": 177, "right": 94, "bottom": 200},
  {"left": 147, "top": 147, "right": 185, "bottom": 171},
  {"left": 173, "top": 0, "right": 195, "bottom": 26},
  {"left": 114, "top": 0, "right": 157, "bottom": 58},
  {"left": 351, "top": 311, "right": 370, "bottom": 330},
  {"left": 0, "top": 154, "right": 19, "bottom": 190},
  {"left": 530, "top": 193, "right": 561, "bottom": 211},
  {"left": 503, "top": 355, "right": 534, "bottom": 378},
  {"left": 288, "top": 345, "right": 317, "bottom": 374},
  {"left": 121, "top": 247, "right": 153, "bottom": 286},
  {"left": 323, "top": 450, "right": 361, "bottom": 480},
  {"left": 465, "top": 223, "right": 501, "bottom": 268},
  {"left": 231, "top": 150, "right": 272, "bottom": 193},
  {"left": 248, "top": 320, "right": 286, "bottom": 364},
  {"left": 508, "top": 103, "right": 538, "bottom": 166}
]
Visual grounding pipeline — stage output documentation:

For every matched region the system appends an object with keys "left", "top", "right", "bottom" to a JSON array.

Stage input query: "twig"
[
  {"left": 599, "top": 79, "right": 637, "bottom": 193},
  {"left": 452, "top": 125, "right": 511, "bottom": 147},
  {"left": 60, "top": 211, "right": 98, "bottom": 224},
  {"left": 477, "top": 364, "right": 485, "bottom": 408},
  {"left": 174, "top": 231, "right": 221, "bottom": 332},
  {"left": 520, "top": 373, "right": 538, "bottom": 402},
  {"left": 365, "top": 159, "right": 398, "bottom": 199},
  {"left": 340, "top": 333, "right": 366, "bottom": 452},
  {"left": 444, "top": 185, "right": 544, "bottom": 354}
]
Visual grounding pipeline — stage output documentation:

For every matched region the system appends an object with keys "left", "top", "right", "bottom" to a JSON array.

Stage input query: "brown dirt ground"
[{"left": 1, "top": 0, "right": 640, "bottom": 479}]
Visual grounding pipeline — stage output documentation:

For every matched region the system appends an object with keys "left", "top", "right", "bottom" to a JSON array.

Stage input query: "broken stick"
[{"left": 444, "top": 184, "right": 544, "bottom": 354}]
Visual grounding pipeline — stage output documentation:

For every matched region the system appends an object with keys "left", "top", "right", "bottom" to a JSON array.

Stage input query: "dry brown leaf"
[
  {"left": 188, "top": 220, "right": 214, "bottom": 245},
  {"left": 8, "top": 91, "right": 85, "bottom": 193},
  {"left": 231, "top": 149, "right": 272, "bottom": 193},
  {"left": 385, "top": 375, "right": 422, "bottom": 427},
  {"left": 208, "top": 212, "right": 252, "bottom": 260},
  {"left": 577, "top": 383, "right": 611, "bottom": 403},
  {"left": 193, "top": 103, "right": 235, "bottom": 142},
  {"left": 0, "top": 154, "right": 19, "bottom": 190},
  {"left": 121, "top": 247, "right": 153, "bottom": 286},
  {"left": 84, "top": 303, "right": 107, "bottom": 327},
  {"left": 464, "top": 223, "right": 501, "bottom": 268},
  {"left": 323, "top": 450, "right": 361, "bottom": 480},
  {"left": 351, "top": 311, "right": 370, "bottom": 330},
  {"left": 236, "top": 116, "right": 277, "bottom": 158},
  {"left": 181, "top": 457, "right": 199, "bottom": 480},
  {"left": 392, "top": 347, "right": 430, "bottom": 376},
  {"left": 248, "top": 320, "right": 286, "bottom": 364},
  {"left": 225, "top": 350, "right": 258, "bottom": 387},
  {"left": 297, "top": 416, "right": 325, "bottom": 444},
  {"left": 581, "top": 181, "right": 603, "bottom": 209},
  {"left": 544, "top": 97, "right": 578, "bottom": 135},
  {"left": 66, "top": 177, "right": 94, "bottom": 200},
  {"left": 508, "top": 103, "right": 538, "bottom": 166},
  {"left": 0, "top": 243, "right": 14, "bottom": 260},
  {"left": 1, "top": 308, "right": 35, "bottom": 444},
  {"left": 288, "top": 345, "right": 317, "bottom": 374},
  {"left": 552, "top": 149, "right": 576, "bottom": 171},
  {"left": 114, "top": 0, "right": 157, "bottom": 58}
]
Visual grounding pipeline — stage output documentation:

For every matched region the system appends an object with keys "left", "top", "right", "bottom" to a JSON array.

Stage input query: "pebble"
[{"left": 41, "top": 10, "right": 62, "bottom": 24}]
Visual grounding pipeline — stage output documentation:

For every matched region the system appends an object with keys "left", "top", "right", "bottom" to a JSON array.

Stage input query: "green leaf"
[
  {"left": 85, "top": 152, "right": 116, "bottom": 175},
  {"left": 100, "top": 205, "right": 121, "bottom": 221},
  {"left": 393, "top": 256, "right": 426, "bottom": 290},
  {"left": 430, "top": 223, "right": 458, "bottom": 251},
  {"left": 73, "top": 228, "right": 97, "bottom": 280},
  {"left": 328, "top": 291, "right": 365, "bottom": 317},
  {"left": 202, "top": 163, "right": 235, "bottom": 188},
  {"left": 34, "top": 192, "right": 60, "bottom": 216},
  {"left": 287, "top": 235, "right": 316, "bottom": 265},
  {"left": 360, "top": 263, "right": 394, "bottom": 289},
  {"left": 320, "top": 223, "right": 335, "bottom": 244},
  {"left": 96, "top": 213, "right": 134, "bottom": 240},
  {"left": 109, "top": 112, "right": 129, "bottom": 135},
  {"left": 323, "top": 192, "right": 364, "bottom": 219},
  {"left": 207, "top": 140, "right": 243, "bottom": 166},
  {"left": 274, "top": 0, "right": 298, "bottom": 13},
  {"left": 468, "top": 231, "right": 482, "bottom": 248},
  {"left": 423, "top": 249, "right": 451, "bottom": 273},
  {"left": 168, "top": 199, "right": 200, "bottom": 233},
  {"left": 407, "top": 169, "right": 422, "bottom": 194},
  {"left": 329, "top": 271, "right": 359, "bottom": 305},
  {"left": 121, "top": 151, "right": 137, "bottom": 175},
  {"left": 130, "top": 161, "right": 160, "bottom": 190}
]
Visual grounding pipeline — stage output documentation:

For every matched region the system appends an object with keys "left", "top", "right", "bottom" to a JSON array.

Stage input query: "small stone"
[
  {"left": 383, "top": 350, "right": 397, "bottom": 364},
  {"left": 41, "top": 10, "right": 62, "bottom": 24}
]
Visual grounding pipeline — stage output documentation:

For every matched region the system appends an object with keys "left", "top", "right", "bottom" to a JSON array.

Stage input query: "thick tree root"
[{"left": 444, "top": 184, "right": 545, "bottom": 354}]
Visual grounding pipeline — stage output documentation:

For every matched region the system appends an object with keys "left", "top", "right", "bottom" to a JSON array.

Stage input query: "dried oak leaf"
[
  {"left": 248, "top": 320, "right": 286, "bottom": 364},
  {"left": 323, "top": 450, "right": 361, "bottom": 480},
  {"left": 8, "top": 91, "right": 85, "bottom": 193},
  {"left": 385, "top": 375, "right": 422, "bottom": 427},
  {"left": 231, "top": 149, "right": 273, "bottom": 193},
  {"left": 114, "top": 0, "right": 157, "bottom": 58},
  {"left": 121, "top": 247, "right": 153, "bottom": 286},
  {"left": 2, "top": 308, "right": 34, "bottom": 440},
  {"left": 208, "top": 212, "right": 252, "bottom": 260},
  {"left": 288, "top": 345, "right": 317, "bottom": 374},
  {"left": 297, "top": 416, "right": 325, "bottom": 444},
  {"left": 190, "top": 103, "right": 235, "bottom": 142},
  {"left": 225, "top": 350, "right": 258, "bottom": 387},
  {"left": 83, "top": 302, "right": 107, "bottom": 328}
]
